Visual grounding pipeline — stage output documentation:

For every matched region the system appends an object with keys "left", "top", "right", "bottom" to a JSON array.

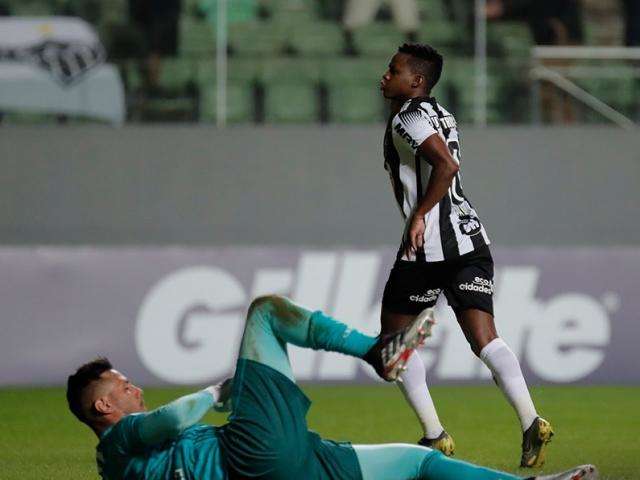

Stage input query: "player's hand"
[
  {"left": 207, "top": 377, "right": 233, "bottom": 412},
  {"left": 404, "top": 214, "right": 426, "bottom": 258}
]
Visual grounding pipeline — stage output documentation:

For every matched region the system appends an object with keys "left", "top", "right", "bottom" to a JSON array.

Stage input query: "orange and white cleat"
[{"left": 364, "top": 308, "right": 435, "bottom": 382}]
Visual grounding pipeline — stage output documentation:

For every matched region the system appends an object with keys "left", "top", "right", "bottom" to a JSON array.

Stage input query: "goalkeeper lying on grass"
[{"left": 67, "top": 295, "right": 597, "bottom": 480}]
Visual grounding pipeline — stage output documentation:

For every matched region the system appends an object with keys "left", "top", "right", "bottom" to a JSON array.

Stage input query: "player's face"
[
  {"left": 101, "top": 369, "right": 146, "bottom": 415},
  {"left": 380, "top": 53, "right": 417, "bottom": 100}
]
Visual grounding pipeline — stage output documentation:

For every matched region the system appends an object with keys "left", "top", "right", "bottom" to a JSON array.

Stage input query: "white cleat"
[
  {"left": 381, "top": 308, "right": 435, "bottom": 381},
  {"left": 533, "top": 464, "right": 599, "bottom": 480},
  {"left": 363, "top": 308, "right": 435, "bottom": 381}
]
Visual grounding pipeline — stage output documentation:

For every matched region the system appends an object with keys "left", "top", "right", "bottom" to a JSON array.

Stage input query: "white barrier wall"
[{"left": 1, "top": 125, "right": 639, "bottom": 246}]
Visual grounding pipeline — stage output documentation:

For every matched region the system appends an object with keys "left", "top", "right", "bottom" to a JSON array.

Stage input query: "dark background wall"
[{"left": 1, "top": 125, "right": 638, "bottom": 246}]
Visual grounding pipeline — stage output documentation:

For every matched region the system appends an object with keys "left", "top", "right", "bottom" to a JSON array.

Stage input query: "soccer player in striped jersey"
[
  {"left": 379, "top": 43, "right": 553, "bottom": 467},
  {"left": 67, "top": 296, "right": 596, "bottom": 480}
]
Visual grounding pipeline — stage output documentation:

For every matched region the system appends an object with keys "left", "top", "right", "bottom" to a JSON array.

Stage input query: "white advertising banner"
[{"left": 0, "top": 246, "right": 636, "bottom": 386}]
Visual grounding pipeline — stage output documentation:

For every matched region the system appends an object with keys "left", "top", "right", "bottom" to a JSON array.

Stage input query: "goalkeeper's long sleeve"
[{"left": 136, "top": 390, "right": 215, "bottom": 446}]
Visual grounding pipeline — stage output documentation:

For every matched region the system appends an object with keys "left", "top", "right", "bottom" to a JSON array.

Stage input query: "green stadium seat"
[
  {"left": 199, "top": 81, "right": 254, "bottom": 123},
  {"left": 8, "top": 0, "right": 54, "bottom": 15},
  {"left": 180, "top": 16, "right": 216, "bottom": 56},
  {"left": 445, "top": 58, "right": 503, "bottom": 123},
  {"left": 321, "top": 58, "right": 385, "bottom": 123},
  {"left": 264, "top": 82, "right": 318, "bottom": 123},
  {"left": 259, "top": 58, "right": 321, "bottom": 83},
  {"left": 321, "top": 58, "right": 385, "bottom": 84},
  {"left": 576, "top": 72, "right": 638, "bottom": 120},
  {"left": 229, "top": 22, "right": 286, "bottom": 56},
  {"left": 488, "top": 22, "right": 533, "bottom": 58},
  {"left": 158, "top": 58, "right": 199, "bottom": 90},
  {"left": 415, "top": 0, "right": 448, "bottom": 22},
  {"left": 269, "top": 0, "right": 317, "bottom": 27},
  {"left": 328, "top": 84, "right": 384, "bottom": 123},
  {"left": 419, "top": 21, "right": 465, "bottom": 49},
  {"left": 196, "top": 58, "right": 254, "bottom": 123},
  {"left": 352, "top": 23, "right": 406, "bottom": 57},
  {"left": 286, "top": 22, "right": 344, "bottom": 56},
  {"left": 259, "top": 59, "right": 320, "bottom": 122}
]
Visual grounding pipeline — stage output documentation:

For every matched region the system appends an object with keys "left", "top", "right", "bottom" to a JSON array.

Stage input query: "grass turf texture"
[{"left": 1, "top": 386, "right": 636, "bottom": 479}]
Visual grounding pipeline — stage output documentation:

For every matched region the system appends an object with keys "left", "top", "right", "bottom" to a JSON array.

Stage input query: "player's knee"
[
  {"left": 470, "top": 332, "right": 498, "bottom": 357},
  {"left": 247, "top": 295, "right": 282, "bottom": 319},
  {"left": 417, "top": 447, "right": 445, "bottom": 475}
]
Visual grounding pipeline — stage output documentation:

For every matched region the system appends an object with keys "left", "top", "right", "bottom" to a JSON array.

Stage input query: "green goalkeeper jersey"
[{"left": 96, "top": 391, "right": 226, "bottom": 480}]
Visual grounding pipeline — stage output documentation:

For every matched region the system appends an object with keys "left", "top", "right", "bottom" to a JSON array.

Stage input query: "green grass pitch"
[{"left": 1, "top": 385, "right": 637, "bottom": 479}]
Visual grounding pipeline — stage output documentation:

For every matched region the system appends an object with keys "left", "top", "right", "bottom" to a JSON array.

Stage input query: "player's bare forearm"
[
  {"left": 414, "top": 163, "right": 457, "bottom": 217},
  {"left": 405, "top": 166, "right": 456, "bottom": 255},
  {"left": 415, "top": 134, "right": 459, "bottom": 217},
  {"left": 404, "top": 135, "right": 458, "bottom": 255}
]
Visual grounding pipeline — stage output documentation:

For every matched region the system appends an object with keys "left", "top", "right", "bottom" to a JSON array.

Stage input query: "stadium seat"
[
  {"left": 199, "top": 81, "right": 254, "bottom": 123},
  {"left": 328, "top": 84, "right": 384, "bottom": 123},
  {"left": 229, "top": 22, "right": 286, "bottom": 56},
  {"left": 6, "top": 0, "right": 55, "bottom": 15},
  {"left": 576, "top": 71, "right": 638, "bottom": 120},
  {"left": 286, "top": 22, "right": 344, "bottom": 56},
  {"left": 263, "top": 82, "right": 318, "bottom": 123},
  {"left": 158, "top": 58, "right": 199, "bottom": 91},
  {"left": 487, "top": 22, "right": 533, "bottom": 58},
  {"left": 179, "top": 16, "right": 216, "bottom": 56},
  {"left": 321, "top": 58, "right": 386, "bottom": 123},
  {"left": 259, "top": 58, "right": 321, "bottom": 83},
  {"left": 419, "top": 21, "right": 466, "bottom": 50},
  {"left": 445, "top": 58, "right": 504, "bottom": 123},
  {"left": 228, "top": 58, "right": 261, "bottom": 83},
  {"left": 269, "top": 0, "right": 317, "bottom": 28},
  {"left": 415, "top": 0, "right": 448, "bottom": 22},
  {"left": 196, "top": 58, "right": 256, "bottom": 123},
  {"left": 257, "top": 55, "right": 321, "bottom": 125},
  {"left": 352, "top": 23, "right": 406, "bottom": 57}
]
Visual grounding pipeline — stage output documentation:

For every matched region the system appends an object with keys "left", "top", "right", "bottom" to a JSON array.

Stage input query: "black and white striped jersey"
[{"left": 383, "top": 96, "right": 490, "bottom": 262}]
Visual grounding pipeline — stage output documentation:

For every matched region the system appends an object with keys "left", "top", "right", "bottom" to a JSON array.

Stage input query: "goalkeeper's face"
[{"left": 96, "top": 369, "right": 146, "bottom": 418}]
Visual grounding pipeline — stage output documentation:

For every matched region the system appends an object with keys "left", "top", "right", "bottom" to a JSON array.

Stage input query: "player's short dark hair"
[
  {"left": 66, "top": 357, "right": 113, "bottom": 427},
  {"left": 398, "top": 43, "right": 443, "bottom": 92}
]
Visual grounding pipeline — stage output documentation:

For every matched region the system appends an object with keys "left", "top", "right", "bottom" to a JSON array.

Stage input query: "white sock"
[
  {"left": 397, "top": 351, "right": 444, "bottom": 439},
  {"left": 480, "top": 338, "right": 538, "bottom": 431}
]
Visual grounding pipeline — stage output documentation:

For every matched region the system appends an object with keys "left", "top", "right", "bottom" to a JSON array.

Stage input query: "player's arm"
[
  {"left": 405, "top": 134, "right": 459, "bottom": 256},
  {"left": 133, "top": 378, "right": 233, "bottom": 447}
]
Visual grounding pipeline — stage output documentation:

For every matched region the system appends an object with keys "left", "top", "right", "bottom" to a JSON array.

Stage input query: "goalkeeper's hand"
[{"left": 205, "top": 378, "right": 233, "bottom": 412}]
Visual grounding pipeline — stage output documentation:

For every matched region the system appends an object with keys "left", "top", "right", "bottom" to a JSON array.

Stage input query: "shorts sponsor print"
[
  {"left": 458, "top": 277, "right": 494, "bottom": 295},
  {"left": 382, "top": 247, "right": 494, "bottom": 316}
]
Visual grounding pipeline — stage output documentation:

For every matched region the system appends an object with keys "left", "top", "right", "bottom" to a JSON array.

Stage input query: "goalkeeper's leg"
[
  {"left": 237, "top": 295, "right": 377, "bottom": 381},
  {"left": 353, "top": 444, "right": 521, "bottom": 480},
  {"left": 353, "top": 444, "right": 597, "bottom": 480}
]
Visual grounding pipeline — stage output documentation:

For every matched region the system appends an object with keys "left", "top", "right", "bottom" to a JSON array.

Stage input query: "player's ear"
[
  {"left": 94, "top": 396, "right": 113, "bottom": 415},
  {"left": 412, "top": 74, "right": 425, "bottom": 89}
]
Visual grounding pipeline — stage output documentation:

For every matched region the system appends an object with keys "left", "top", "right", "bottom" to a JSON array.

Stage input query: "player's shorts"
[
  {"left": 382, "top": 246, "right": 494, "bottom": 316},
  {"left": 216, "top": 359, "right": 362, "bottom": 480}
]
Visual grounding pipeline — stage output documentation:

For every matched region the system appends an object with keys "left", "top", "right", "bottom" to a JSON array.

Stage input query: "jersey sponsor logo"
[
  {"left": 393, "top": 123, "right": 419, "bottom": 150},
  {"left": 440, "top": 115, "right": 457, "bottom": 129},
  {"left": 409, "top": 288, "right": 442, "bottom": 303},
  {"left": 459, "top": 276, "right": 494, "bottom": 295},
  {"left": 458, "top": 215, "right": 482, "bottom": 236}
]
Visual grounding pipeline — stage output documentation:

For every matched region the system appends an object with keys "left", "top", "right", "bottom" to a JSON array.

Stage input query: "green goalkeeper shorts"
[{"left": 216, "top": 359, "right": 362, "bottom": 480}]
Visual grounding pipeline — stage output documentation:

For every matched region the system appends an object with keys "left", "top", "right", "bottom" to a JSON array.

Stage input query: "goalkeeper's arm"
[{"left": 135, "top": 378, "right": 233, "bottom": 446}]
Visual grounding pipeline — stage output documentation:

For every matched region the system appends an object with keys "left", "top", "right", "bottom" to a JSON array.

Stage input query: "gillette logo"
[{"left": 459, "top": 277, "right": 494, "bottom": 295}]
